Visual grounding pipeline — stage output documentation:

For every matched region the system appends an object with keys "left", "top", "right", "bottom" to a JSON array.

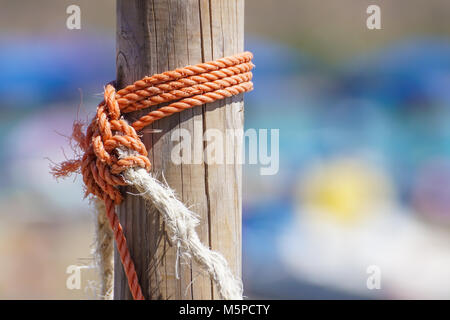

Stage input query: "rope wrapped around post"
[{"left": 51, "top": 52, "right": 254, "bottom": 300}]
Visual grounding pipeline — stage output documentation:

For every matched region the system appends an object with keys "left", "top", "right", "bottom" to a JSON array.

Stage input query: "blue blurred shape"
[
  {"left": 0, "top": 35, "right": 115, "bottom": 109},
  {"left": 342, "top": 38, "right": 450, "bottom": 106}
]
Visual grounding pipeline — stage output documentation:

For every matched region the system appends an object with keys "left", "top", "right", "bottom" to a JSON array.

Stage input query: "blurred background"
[{"left": 1, "top": 0, "right": 450, "bottom": 299}]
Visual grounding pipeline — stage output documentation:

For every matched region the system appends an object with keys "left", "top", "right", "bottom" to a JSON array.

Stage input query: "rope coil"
[{"left": 52, "top": 51, "right": 254, "bottom": 300}]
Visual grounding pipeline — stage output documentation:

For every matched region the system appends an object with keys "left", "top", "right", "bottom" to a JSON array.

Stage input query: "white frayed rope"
[{"left": 122, "top": 166, "right": 243, "bottom": 300}]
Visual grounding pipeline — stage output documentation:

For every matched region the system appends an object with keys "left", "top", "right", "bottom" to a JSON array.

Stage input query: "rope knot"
[
  {"left": 85, "top": 84, "right": 151, "bottom": 205},
  {"left": 52, "top": 83, "right": 151, "bottom": 206}
]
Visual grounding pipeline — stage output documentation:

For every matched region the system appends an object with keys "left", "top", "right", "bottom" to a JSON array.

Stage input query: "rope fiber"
[{"left": 52, "top": 52, "right": 253, "bottom": 300}]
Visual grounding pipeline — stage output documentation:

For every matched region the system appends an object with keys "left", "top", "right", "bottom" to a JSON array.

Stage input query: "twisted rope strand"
[
  {"left": 122, "top": 72, "right": 252, "bottom": 114},
  {"left": 93, "top": 199, "right": 114, "bottom": 299},
  {"left": 118, "top": 62, "right": 254, "bottom": 111},
  {"left": 116, "top": 51, "right": 252, "bottom": 96},
  {"left": 105, "top": 197, "right": 144, "bottom": 300},
  {"left": 52, "top": 52, "right": 253, "bottom": 300},
  {"left": 132, "top": 81, "right": 253, "bottom": 131}
]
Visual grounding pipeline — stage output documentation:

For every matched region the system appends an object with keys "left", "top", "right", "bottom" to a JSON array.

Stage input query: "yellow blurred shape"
[{"left": 299, "top": 158, "right": 393, "bottom": 224}]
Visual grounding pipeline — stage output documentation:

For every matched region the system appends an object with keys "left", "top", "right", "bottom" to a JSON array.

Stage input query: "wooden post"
[{"left": 115, "top": 0, "right": 244, "bottom": 299}]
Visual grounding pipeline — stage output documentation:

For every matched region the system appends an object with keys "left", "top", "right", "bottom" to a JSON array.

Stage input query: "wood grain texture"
[{"left": 115, "top": 0, "right": 244, "bottom": 300}]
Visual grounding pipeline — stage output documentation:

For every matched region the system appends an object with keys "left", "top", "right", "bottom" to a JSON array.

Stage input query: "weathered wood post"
[{"left": 115, "top": 0, "right": 244, "bottom": 299}]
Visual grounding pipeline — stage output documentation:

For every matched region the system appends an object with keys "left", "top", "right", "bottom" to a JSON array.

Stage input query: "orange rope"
[
  {"left": 52, "top": 51, "right": 253, "bottom": 300},
  {"left": 118, "top": 62, "right": 254, "bottom": 112},
  {"left": 131, "top": 81, "right": 253, "bottom": 131},
  {"left": 120, "top": 70, "right": 253, "bottom": 113}
]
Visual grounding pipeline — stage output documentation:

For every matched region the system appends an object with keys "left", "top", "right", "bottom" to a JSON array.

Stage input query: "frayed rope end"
[{"left": 49, "top": 120, "right": 89, "bottom": 179}]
